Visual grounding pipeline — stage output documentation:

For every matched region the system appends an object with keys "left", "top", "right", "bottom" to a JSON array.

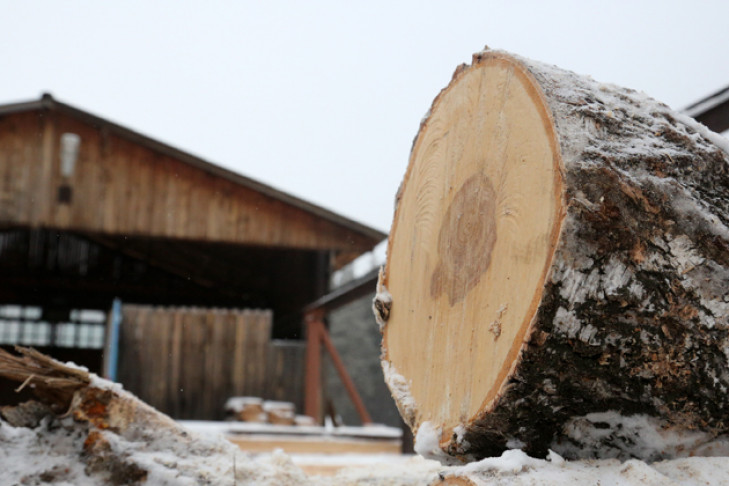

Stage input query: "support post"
[
  {"left": 103, "top": 298, "right": 122, "bottom": 381},
  {"left": 319, "top": 322, "right": 373, "bottom": 425},
  {"left": 304, "top": 310, "right": 324, "bottom": 421},
  {"left": 303, "top": 308, "right": 373, "bottom": 425}
]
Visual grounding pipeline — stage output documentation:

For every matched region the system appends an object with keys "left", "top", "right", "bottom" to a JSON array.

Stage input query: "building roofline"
[
  {"left": 0, "top": 93, "right": 387, "bottom": 243},
  {"left": 684, "top": 85, "right": 729, "bottom": 116},
  {"left": 683, "top": 85, "right": 729, "bottom": 133}
]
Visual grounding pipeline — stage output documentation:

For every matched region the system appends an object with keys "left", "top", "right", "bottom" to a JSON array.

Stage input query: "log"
[
  {"left": 0, "top": 347, "right": 310, "bottom": 484},
  {"left": 225, "top": 396, "right": 267, "bottom": 422},
  {"left": 264, "top": 400, "right": 297, "bottom": 425},
  {"left": 376, "top": 48, "right": 729, "bottom": 462}
]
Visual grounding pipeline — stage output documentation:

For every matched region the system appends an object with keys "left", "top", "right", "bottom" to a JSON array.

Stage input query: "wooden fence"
[{"left": 117, "top": 305, "right": 305, "bottom": 420}]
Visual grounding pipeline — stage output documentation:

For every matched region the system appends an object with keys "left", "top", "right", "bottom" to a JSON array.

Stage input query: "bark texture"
[{"left": 383, "top": 49, "right": 729, "bottom": 462}]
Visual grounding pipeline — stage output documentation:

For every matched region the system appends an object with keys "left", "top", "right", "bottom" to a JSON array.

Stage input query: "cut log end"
[
  {"left": 381, "top": 48, "right": 729, "bottom": 462},
  {"left": 383, "top": 52, "right": 563, "bottom": 440}
]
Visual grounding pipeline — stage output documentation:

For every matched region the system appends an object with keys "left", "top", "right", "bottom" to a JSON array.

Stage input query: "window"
[{"left": 0, "top": 305, "right": 106, "bottom": 349}]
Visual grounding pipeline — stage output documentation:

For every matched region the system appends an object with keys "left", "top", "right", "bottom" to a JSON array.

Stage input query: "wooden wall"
[
  {"left": 0, "top": 109, "right": 379, "bottom": 252},
  {"left": 117, "top": 305, "right": 305, "bottom": 420}
]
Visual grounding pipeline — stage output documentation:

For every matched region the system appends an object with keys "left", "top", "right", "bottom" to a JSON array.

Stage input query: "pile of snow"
[
  {"left": 441, "top": 449, "right": 729, "bottom": 485},
  {"left": 0, "top": 414, "right": 308, "bottom": 485}
]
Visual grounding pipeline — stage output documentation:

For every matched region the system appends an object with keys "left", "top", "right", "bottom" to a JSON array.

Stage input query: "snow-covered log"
[
  {"left": 377, "top": 48, "right": 729, "bottom": 462},
  {"left": 0, "top": 347, "right": 309, "bottom": 484}
]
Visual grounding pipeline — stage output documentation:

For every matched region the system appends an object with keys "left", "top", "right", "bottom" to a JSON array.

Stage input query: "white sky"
[{"left": 2, "top": 1, "right": 728, "bottom": 233}]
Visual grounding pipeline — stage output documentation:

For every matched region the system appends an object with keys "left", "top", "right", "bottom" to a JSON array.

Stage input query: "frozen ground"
[{"left": 3, "top": 414, "right": 729, "bottom": 485}]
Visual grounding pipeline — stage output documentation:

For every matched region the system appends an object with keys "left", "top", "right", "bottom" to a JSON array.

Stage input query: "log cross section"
[{"left": 381, "top": 49, "right": 729, "bottom": 462}]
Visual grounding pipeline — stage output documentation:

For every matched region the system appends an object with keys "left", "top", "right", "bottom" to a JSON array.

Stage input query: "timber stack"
[{"left": 376, "top": 48, "right": 729, "bottom": 462}]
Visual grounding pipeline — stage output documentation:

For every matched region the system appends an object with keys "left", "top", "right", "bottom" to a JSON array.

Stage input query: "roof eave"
[{"left": 2, "top": 94, "right": 387, "bottom": 246}]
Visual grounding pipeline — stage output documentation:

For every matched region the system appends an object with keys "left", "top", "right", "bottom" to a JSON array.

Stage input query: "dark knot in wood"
[{"left": 431, "top": 172, "right": 497, "bottom": 305}]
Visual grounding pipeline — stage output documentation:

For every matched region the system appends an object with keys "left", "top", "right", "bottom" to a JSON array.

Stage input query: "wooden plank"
[
  {"left": 37, "top": 110, "right": 56, "bottom": 225},
  {"left": 136, "top": 149, "right": 154, "bottom": 234},
  {"left": 121, "top": 145, "right": 138, "bottom": 233},
  {"left": 210, "top": 309, "right": 228, "bottom": 419},
  {"left": 231, "top": 311, "right": 248, "bottom": 397},
  {"left": 304, "top": 313, "right": 323, "bottom": 421},
  {"left": 115, "top": 304, "right": 283, "bottom": 420},
  {"left": 217, "top": 310, "right": 233, "bottom": 400},
  {"left": 202, "top": 309, "right": 218, "bottom": 418},
  {"left": 127, "top": 306, "right": 143, "bottom": 396},
  {"left": 243, "top": 310, "right": 259, "bottom": 397},
  {"left": 169, "top": 308, "right": 183, "bottom": 418},
  {"left": 189, "top": 308, "right": 205, "bottom": 418},
  {"left": 148, "top": 153, "right": 166, "bottom": 238},
  {"left": 137, "top": 306, "right": 154, "bottom": 407},
  {"left": 124, "top": 305, "right": 141, "bottom": 397},
  {"left": 151, "top": 307, "right": 170, "bottom": 412},
  {"left": 227, "top": 435, "right": 401, "bottom": 455},
  {"left": 0, "top": 111, "right": 383, "bottom": 253},
  {"left": 253, "top": 310, "right": 272, "bottom": 397}
]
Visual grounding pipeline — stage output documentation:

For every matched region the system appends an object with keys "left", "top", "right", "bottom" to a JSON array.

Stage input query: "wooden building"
[
  {"left": 684, "top": 84, "right": 729, "bottom": 134},
  {"left": 0, "top": 94, "right": 385, "bottom": 418}
]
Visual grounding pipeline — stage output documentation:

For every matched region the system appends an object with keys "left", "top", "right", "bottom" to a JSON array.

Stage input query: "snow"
[
  {"left": 553, "top": 411, "right": 729, "bottom": 462},
  {"left": 6, "top": 412, "right": 729, "bottom": 484},
  {"left": 181, "top": 420, "right": 402, "bottom": 439},
  {"left": 262, "top": 400, "right": 295, "bottom": 412},
  {"left": 5, "top": 50, "right": 729, "bottom": 485},
  {"left": 675, "top": 111, "right": 729, "bottom": 156},
  {"left": 413, "top": 421, "right": 442, "bottom": 459},
  {"left": 0, "top": 414, "right": 308, "bottom": 485},
  {"left": 224, "top": 396, "right": 263, "bottom": 412},
  {"left": 380, "top": 360, "right": 417, "bottom": 426},
  {"left": 442, "top": 450, "right": 729, "bottom": 485}
]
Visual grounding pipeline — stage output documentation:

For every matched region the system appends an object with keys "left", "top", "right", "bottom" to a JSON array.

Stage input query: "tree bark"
[{"left": 378, "top": 48, "right": 729, "bottom": 462}]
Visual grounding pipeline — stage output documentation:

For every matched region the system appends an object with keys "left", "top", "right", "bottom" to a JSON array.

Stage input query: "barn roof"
[{"left": 0, "top": 93, "right": 386, "bottom": 246}]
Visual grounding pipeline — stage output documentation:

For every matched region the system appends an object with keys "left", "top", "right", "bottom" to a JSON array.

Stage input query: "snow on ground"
[
  {"left": 0, "top": 414, "right": 308, "bottom": 486},
  {"left": 180, "top": 419, "right": 401, "bottom": 439},
  {"left": 4, "top": 413, "right": 729, "bottom": 485},
  {"left": 437, "top": 449, "right": 729, "bottom": 485}
]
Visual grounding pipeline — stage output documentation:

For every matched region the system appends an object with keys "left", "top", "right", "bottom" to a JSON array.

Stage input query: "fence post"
[{"left": 103, "top": 298, "right": 122, "bottom": 381}]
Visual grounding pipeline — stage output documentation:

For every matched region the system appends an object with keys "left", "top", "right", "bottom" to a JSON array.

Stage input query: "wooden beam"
[
  {"left": 304, "top": 310, "right": 323, "bottom": 421},
  {"left": 318, "top": 319, "right": 373, "bottom": 425},
  {"left": 303, "top": 310, "right": 373, "bottom": 425}
]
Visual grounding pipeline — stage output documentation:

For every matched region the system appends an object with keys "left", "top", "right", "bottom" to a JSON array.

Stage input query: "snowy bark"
[{"left": 381, "top": 49, "right": 729, "bottom": 462}]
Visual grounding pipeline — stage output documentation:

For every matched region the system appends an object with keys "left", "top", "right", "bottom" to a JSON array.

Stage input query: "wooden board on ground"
[{"left": 227, "top": 435, "right": 401, "bottom": 455}]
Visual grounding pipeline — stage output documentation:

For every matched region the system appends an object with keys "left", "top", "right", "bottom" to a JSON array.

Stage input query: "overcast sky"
[{"left": 2, "top": 1, "right": 728, "bottom": 233}]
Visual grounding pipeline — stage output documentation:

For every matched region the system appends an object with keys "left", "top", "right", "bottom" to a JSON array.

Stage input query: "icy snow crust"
[
  {"left": 0, "top": 413, "right": 309, "bottom": 486},
  {"left": 3, "top": 368, "right": 729, "bottom": 484},
  {"left": 381, "top": 360, "right": 418, "bottom": 427},
  {"left": 0, "top": 412, "right": 308, "bottom": 485},
  {"left": 5, "top": 414, "right": 729, "bottom": 485}
]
